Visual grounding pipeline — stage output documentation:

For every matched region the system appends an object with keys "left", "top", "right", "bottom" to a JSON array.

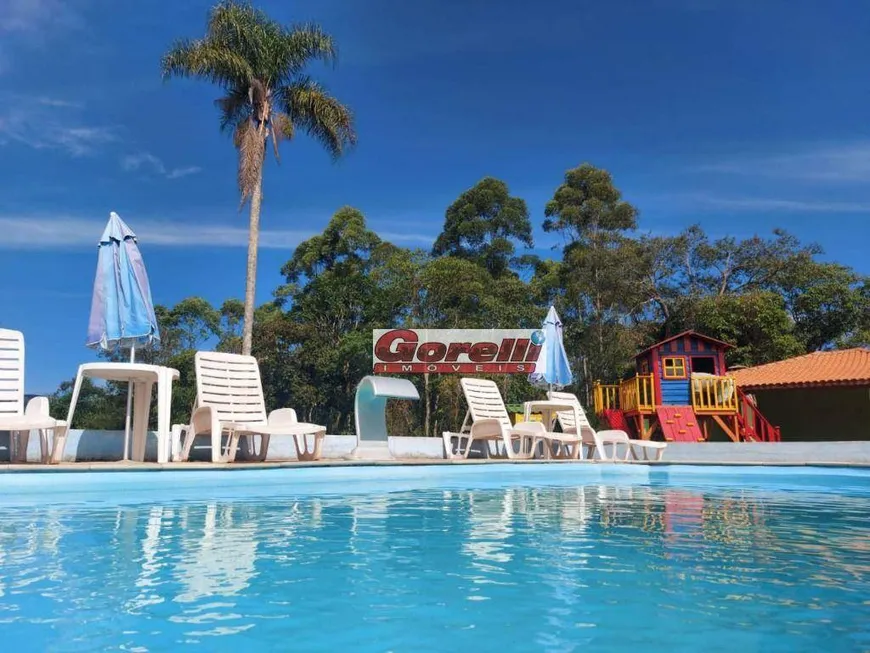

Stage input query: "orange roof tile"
[{"left": 731, "top": 348, "right": 870, "bottom": 390}]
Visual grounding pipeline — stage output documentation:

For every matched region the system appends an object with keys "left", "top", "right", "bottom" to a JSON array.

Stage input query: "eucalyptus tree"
[
  {"left": 161, "top": 1, "right": 356, "bottom": 354},
  {"left": 433, "top": 177, "right": 533, "bottom": 277},
  {"left": 542, "top": 163, "right": 640, "bottom": 395}
]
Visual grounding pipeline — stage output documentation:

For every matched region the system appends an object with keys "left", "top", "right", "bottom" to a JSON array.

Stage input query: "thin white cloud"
[
  {"left": 167, "top": 166, "right": 202, "bottom": 179},
  {"left": 0, "top": 96, "right": 117, "bottom": 156},
  {"left": 0, "top": 0, "right": 81, "bottom": 34},
  {"left": 670, "top": 192, "right": 870, "bottom": 213},
  {"left": 0, "top": 215, "right": 436, "bottom": 250},
  {"left": 0, "top": 0, "right": 83, "bottom": 73},
  {"left": 36, "top": 96, "right": 83, "bottom": 108},
  {"left": 121, "top": 152, "right": 202, "bottom": 180},
  {"left": 375, "top": 231, "right": 435, "bottom": 244},
  {"left": 693, "top": 142, "right": 870, "bottom": 183}
]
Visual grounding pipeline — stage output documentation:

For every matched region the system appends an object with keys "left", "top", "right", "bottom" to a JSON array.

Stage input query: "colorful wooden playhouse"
[{"left": 593, "top": 331, "right": 781, "bottom": 443}]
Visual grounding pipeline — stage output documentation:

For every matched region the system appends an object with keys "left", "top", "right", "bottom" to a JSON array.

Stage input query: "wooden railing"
[
  {"left": 593, "top": 382, "right": 619, "bottom": 414},
  {"left": 737, "top": 388, "right": 781, "bottom": 442},
  {"left": 691, "top": 374, "right": 738, "bottom": 413},
  {"left": 619, "top": 375, "right": 656, "bottom": 413}
]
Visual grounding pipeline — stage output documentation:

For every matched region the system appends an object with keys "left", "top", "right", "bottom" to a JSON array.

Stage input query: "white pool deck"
[{"left": 2, "top": 429, "right": 870, "bottom": 471}]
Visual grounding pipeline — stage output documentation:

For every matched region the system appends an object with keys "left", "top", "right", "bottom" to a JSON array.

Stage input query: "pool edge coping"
[{"left": 1, "top": 458, "right": 869, "bottom": 474}]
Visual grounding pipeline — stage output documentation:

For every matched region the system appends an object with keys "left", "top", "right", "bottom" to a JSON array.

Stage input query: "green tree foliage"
[
  {"left": 837, "top": 279, "right": 870, "bottom": 348},
  {"left": 783, "top": 262, "right": 864, "bottom": 351},
  {"left": 673, "top": 292, "right": 805, "bottom": 366},
  {"left": 543, "top": 163, "right": 638, "bottom": 237},
  {"left": 432, "top": 177, "right": 533, "bottom": 277},
  {"left": 50, "top": 378, "right": 129, "bottom": 432},
  {"left": 271, "top": 207, "right": 413, "bottom": 432},
  {"left": 52, "top": 168, "right": 870, "bottom": 435}
]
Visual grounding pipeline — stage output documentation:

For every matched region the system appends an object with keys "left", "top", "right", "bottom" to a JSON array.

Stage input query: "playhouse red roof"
[
  {"left": 731, "top": 348, "right": 870, "bottom": 390},
  {"left": 636, "top": 330, "right": 735, "bottom": 358}
]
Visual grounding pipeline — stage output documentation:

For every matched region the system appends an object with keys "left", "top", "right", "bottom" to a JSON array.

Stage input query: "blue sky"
[{"left": 2, "top": 0, "right": 870, "bottom": 392}]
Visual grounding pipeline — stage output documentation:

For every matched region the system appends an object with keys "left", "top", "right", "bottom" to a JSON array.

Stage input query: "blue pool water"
[{"left": 0, "top": 464, "right": 868, "bottom": 652}]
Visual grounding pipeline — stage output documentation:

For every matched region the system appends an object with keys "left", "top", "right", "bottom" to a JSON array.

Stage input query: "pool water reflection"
[{"left": 0, "top": 471, "right": 868, "bottom": 652}]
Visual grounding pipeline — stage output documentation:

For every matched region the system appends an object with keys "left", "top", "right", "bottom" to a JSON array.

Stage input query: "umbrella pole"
[{"left": 123, "top": 346, "right": 135, "bottom": 461}]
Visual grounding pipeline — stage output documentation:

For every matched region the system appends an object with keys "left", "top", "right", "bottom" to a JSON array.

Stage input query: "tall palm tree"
[{"left": 161, "top": 1, "right": 356, "bottom": 355}]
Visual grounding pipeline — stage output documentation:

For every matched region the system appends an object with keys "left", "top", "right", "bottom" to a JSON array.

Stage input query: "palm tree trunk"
[{"left": 241, "top": 168, "right": 264, "bottom": 356}]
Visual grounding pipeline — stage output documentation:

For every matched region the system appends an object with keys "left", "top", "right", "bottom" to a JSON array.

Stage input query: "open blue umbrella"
[
  {"left": 86, "top": 212, "right": 160, "bottom": 458},
  {"left": 530, "top": 305, "right": 573, "bottom": 392}
]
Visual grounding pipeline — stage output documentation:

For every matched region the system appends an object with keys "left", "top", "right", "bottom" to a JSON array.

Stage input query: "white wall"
[
  {"left": 0, "top": 429, "right": 448, "bottom": 463},
  {"left": 3, "top": 430, "right": 870, "bottom": 464}
]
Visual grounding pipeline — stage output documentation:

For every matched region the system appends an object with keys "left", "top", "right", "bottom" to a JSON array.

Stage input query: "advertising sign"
[{"left": 372, "top": 328, "right": 544, "bottom": 374}]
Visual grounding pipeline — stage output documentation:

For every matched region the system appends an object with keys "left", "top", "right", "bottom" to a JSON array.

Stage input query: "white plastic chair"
[
  {"left": 179, "top": 351, "right": 326, "bottom": 463},
  {"left": 549, "top": 390, "right": 667, "bottom": 461},
  {"left": 0, "top": 329, "right": 67, "bottom": 463},
  {"left": 442, "top": 378, "right": 579, "bottom": 460}
]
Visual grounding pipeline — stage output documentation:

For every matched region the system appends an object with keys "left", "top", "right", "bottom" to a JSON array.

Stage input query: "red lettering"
[
  {"left": 469, "top": 342, "right": 498, "bottom": 362},
  {"left": 374, "top": 362, "right": 532, "bottom": 374},
  {"left": 373, "top": 331, "right": 541, "bottom": 373},
  {"left": 416, "top": 342, "right": 447, "bottom": 362},
  {"left": 497, "top": 338, "right": 514, "bottom": 361},
  {"left": 445, "top": 342, "right": 471, "bottom": 362},
  {"left": 374, "top": 330, "right": 418, "bottom": 363},
  {"left": 511, "top": 339, "right": 529, "bottom": 362}
]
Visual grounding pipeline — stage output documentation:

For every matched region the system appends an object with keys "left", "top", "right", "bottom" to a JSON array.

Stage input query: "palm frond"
[
  {"left": 207, "top": 1, "right": 269, "bottom": 73},
  {"left": 161, "top": 38, "right": 254, "bottom": 86},
  {"left": 236, "top": 119, "right": 265, "bottom": 206},
  {"left": 272, "top": 24, "right": 337, "bottom": 85},
  {"left": 215, "top": 86, "right": 251, "bottom": 132},
  {"left": 270, "top": 112, "right": 294, "bottom": 161},
  {"left": 278, "top": 77, "right": 356, "bottom": 159},
  {"left": 208, "top": 1, "right": 310, "bottom": 86}
]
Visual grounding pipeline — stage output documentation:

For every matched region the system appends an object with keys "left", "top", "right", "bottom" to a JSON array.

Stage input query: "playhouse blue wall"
[
  {"left": 655, "top": 355, "right": 691, "bottom": 404},
  {"left": 660, "top": 379, "right": 691, "bottom": 404}
]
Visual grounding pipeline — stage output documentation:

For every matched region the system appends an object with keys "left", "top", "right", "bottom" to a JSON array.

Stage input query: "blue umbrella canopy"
[
  {"left": 86, "top": 212, "right": 159, "bottom": 352},
  {"left": 530, "top": 306, "right": 573, "bottom": 389}
]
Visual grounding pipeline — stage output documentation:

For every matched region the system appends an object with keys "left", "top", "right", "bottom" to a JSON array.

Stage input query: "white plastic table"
[
  {"left": 523, "top": 399, "right": 577, "bottom": 459},
  {"left": 51, "top": 363, "right": 180, "bottom": 464},
  {"left": 523, "top": 399, "right": 575, "bottom": 431}
]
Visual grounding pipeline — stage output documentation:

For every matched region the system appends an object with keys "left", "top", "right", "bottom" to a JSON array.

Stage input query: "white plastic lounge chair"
[
  {"left": 180, "top": 351, "right": 326, "bottom": 463},
  {"left": 442, "top": 378, "right": 579, "bottom": 460},
  {"left": 0, "top": 328, "right": 67, "bottom": 463},
  {"left": 548, "top": 390, "right": 667, "bottom": 461}
]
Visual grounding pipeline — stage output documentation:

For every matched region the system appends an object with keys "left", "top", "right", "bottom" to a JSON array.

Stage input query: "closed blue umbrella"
[
  {"left": 531, "top": 306, "right": 573, "bottom": 391},
  {"left": 86, "top": 212, "right": 160, "bottom": 353},
  {"left": 86, "top": 212, "right": 160, "bottom": 459}
]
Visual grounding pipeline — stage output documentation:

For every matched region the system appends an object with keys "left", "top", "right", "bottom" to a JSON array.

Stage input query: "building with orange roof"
[{"left": 731, "top": 348, "right": 870, "bottom": 441}]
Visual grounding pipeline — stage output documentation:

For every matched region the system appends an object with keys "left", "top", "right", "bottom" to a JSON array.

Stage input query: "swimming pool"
[{"left": 1, "top": 464, "right": 868, "bottom": 652}]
